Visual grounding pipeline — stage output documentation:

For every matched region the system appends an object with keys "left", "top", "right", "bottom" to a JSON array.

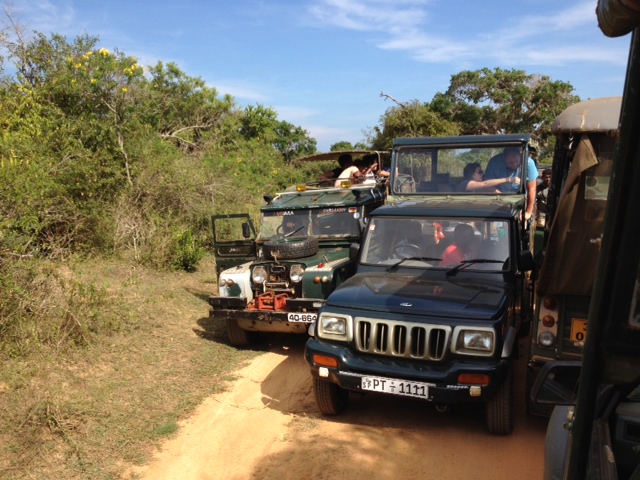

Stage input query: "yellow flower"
[
  {"left": 91, "top": 78, "right": 97, "bottom": 84},
  {"left": 98, "top": 48, "right": 110, "bottom": 57},
  {"left": 86, "top": 51, "right": 93, "bottom": 57},
  {"left": 121, "top": 87, "right": 128, "bottom": 93}
]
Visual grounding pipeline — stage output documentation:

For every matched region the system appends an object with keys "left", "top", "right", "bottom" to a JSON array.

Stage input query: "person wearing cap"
[{"left": 484, "top": 147, "right": 538, "bottom": 220}]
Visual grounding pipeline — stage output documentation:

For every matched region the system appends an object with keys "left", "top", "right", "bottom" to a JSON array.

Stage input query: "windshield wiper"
[
  {"left": 387, "top": 257, "right": 441, "bottom": 272},
  {"left": 284, "top": 225, "right": 306, "bottom": 238},
  {"left": 446, "top": 259, "right": 504, "bottom": 277}
]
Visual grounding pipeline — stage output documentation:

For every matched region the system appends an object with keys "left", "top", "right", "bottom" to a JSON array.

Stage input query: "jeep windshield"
[
  {"left": 256, "top": 207, "right": 362, "bottom": 242},
  {"left": 391, "top": 138, "right": 534, "bottom": 195},
  {"left": 360, "top": 217, "right": 511, "bottom": 272}
]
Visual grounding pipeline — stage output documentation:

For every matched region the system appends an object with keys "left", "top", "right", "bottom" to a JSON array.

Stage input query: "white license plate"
[
  {"left": 361, "top": 375, "right": 430, "bottom": 399},
  {"left": 287, "top": 313, "right": 317, "bottom": 323}
]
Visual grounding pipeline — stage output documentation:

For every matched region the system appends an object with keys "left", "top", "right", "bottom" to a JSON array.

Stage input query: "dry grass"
[{"left": 0, "top": 255, "right": 259, "bottom": 479}]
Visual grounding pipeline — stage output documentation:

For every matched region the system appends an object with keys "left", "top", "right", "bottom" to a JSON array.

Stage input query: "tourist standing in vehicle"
[
  {"left": 334, "top": 155, "right": 362, "bottom": 186},
  {"left": 458, "top": 162, "right": 520, "bottom": 192},
  {"left": 319, "top": 153, "right": 352, "bottom": 183},
  {"left": 485, "top": 147, "right": 538, "bottom": 220}
]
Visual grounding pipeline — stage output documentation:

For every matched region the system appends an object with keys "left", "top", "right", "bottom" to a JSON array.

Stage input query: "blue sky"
[{"left": 11, "top": 0, "right": 632, "bottom": 151}]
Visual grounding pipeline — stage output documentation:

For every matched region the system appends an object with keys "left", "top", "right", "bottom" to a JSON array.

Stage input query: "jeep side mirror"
[
  {"left": 530, "top": 360, "right": 582, "bottom": 405},
  {"left": 242, "top": 222, "right": 251, "bottom": 239},
  {"left": 518, "top": 250, "right": 536, "bottom": 271},
  {"left": 349, "top": 243, "right": 360, "bottom": 262}
]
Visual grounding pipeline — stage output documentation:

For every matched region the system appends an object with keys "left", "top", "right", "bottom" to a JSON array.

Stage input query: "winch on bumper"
[
  {"left": 304, "top": 337, "right": 510, "bottom": 403},
  {"left": 209, "top": 294, "right": 320, "bottom": 333}
]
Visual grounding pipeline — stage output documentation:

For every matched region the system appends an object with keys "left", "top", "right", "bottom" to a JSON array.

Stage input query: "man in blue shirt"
[{"left": 485, "top": 146, "right": 538, "bottom": 221}]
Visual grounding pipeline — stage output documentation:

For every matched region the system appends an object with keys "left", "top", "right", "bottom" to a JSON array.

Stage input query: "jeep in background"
[
  {"left": 304, "top": 135, "right": 537, "bottom": 435},
  {"left": 527, "top": 97, "right": 620, "bottom": 416},
  {"left": 209, "top": 151, "right": 387, "bottom": 347}
]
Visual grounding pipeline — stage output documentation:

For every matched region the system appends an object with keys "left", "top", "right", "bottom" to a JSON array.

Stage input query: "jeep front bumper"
[{"left": 305, "top": 337, "right": 509, "bottom": 403}]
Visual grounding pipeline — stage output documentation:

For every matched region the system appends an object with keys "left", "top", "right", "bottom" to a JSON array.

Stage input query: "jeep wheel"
[
  {"left": 226, "top": 318, "right": 254, "bottom": 347},
  {"left": 485, "top": 365, "right": 514, "bottom": 435},
  {"left": 314, "top": 378, "right": 348, "bottom": 415},
  {"left": 263, "top": 237, "right": 319, "bottom": 260}
]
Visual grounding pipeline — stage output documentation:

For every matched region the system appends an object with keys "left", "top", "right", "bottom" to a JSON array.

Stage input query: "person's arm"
[
  {"left": 524, "top": 158, "right": 538, "bottom": 220},
  {"left": 525, "top": 180, "right": 536, "bottom": 220},
  {"left": 465, "top": 177, "right": 520, "bottom": 190}
]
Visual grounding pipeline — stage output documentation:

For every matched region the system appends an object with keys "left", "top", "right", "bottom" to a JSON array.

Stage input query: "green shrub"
[
  {"left": 0, "top": 257, "right": 126, "bottom": 359},
  {"left": 170, "top": 228, "right": 204, "bottom": 272}
]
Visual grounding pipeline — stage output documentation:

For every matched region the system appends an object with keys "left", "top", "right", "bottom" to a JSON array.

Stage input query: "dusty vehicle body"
[
  {"left": 527, "top": 4, "right": 640, "bottom": 479},
  {"left": 209, "top": 151, "right": 387, "bottom": 347},
  {"left": 527, "top": 97, "right": 621, "bottom": 415},
  {"left": 305, "top": 135, "right": 537, "bottom": 435}
]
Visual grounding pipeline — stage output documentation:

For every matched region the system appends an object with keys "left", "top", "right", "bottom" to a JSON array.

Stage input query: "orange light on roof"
[
  {"left": 296, "top": 184, "right": 307, "bottom": 192},
  {"left": 458, "top": 373, "right": 490, "bottom": 386},
  {"left": 339, "top": 180, "right": 352, "bottom": 188},
  {"left": 313, "top": 354, "right": 339, "bottom": 368}
]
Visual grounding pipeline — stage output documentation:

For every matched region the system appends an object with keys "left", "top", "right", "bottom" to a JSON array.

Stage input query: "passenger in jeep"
[
  {"left": 441, "top": 223, "right": 479, "bottom": 265},
  {"left": 457, "top": 162, "right": 520, "bottom": 192}
]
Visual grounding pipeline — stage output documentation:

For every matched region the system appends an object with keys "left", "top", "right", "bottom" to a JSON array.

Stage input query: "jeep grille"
[
  {"left": 355, "top": 318, "right": 451, "bottom": 360},
  {"left": 265, "top": 264, "right": 289, "bottom": 289}
]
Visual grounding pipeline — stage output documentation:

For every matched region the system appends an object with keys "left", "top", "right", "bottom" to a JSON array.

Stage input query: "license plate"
[
  {"left": 570, "top": 318, "right": 588, "bottom": 343},
  {"left": 287, "top": 313, "right": 317, "bottom": 323},
  {"left": 361, "top": 375, "right": 430, "bottom": 399}
]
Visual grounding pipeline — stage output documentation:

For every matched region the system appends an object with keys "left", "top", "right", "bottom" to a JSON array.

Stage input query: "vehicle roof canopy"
[
  {"left": 393, "top": 134, "right": 535, "bottom": 149},
  {"left": 552, "top": 97, "right": 622, "bottom": 135},
  {"left": 262, "top": 185, "right": 384, "bottom": 211},
  {"left": 291, "top": 150, "right": 388, "bottom": 164}
]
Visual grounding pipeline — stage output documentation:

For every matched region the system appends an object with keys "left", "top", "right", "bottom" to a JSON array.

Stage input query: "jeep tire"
[
  {"left": 485, "top": 364, "right": 514, "bottom": 435},
  {"left": 263, "top": 236, "right": 319, "bottom": 259},
  {"left": 314, "top": 378, "right": 348, "bottom": 415},
  {"left": 226, "top": 318, "right": 254, "bottom": 347}
]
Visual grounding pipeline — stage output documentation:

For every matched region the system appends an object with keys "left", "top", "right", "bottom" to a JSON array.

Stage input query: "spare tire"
[{"left": 263, "top": 236, "right": 319, "bottom": 259}]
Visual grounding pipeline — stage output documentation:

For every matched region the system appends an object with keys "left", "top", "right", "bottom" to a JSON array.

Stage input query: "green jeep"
[{"left": 209, "top": 151, "right": 387, "bottom": 347}]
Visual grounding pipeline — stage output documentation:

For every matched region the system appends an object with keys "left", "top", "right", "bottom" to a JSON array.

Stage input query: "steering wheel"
[{"left": 393, "top": 244, "right": 423, "bottom": 259}]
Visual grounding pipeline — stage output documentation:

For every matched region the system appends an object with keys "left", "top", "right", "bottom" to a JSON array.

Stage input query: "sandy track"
[{"left": 129, "top": 334, "right": 547, "bottom": 480}]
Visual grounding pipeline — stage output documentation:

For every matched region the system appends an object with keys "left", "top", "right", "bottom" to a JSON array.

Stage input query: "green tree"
[
  {"left": 240, "top": 104, "right": 316, "bottom": 162},
  {"left": 330, "top": 141, "right": 353, "bottom": 151},
  {"left": 140, "top": 61, "right": 237, "bottom": 153},
  {"left": 431, "top": 67, "right": 579, "bottom": 156},
  {"left": 368, "top": 99, "right": 460, "bottom": 150}
]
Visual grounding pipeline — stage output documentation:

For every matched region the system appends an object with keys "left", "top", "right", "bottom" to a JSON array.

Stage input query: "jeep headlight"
[
  {"left": 318, "top": 314, "right": 351, "bottom": 340},
  {"left": 289, "top": 265, "right": 304, "bottom": 283},
  {"left": 453, "top": 328, "right": 494, "bottom": 355},
  {"left": 252, "top": 266, "right": 267, "bottom": 284}
]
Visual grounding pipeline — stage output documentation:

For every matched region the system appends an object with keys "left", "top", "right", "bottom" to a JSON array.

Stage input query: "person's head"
[
  {"left": 463, "top": 162, "right": 483, "bottom": 180},
  {"left": 338, "top": 154, "right": 353, "bottom": 168},
  {"left": 541, "top": 168, "right": 552, "bottom": 186},
  {"left": 453, "top": 223, "right": 476, "bottom": 251},
  {"left": 503, "top": 147, "right": 523, "bottom": 171}
]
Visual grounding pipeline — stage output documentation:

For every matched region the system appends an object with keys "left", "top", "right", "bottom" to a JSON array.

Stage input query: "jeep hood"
[{"left": 326, "top": 272, "right": 509, "bottom": 320}]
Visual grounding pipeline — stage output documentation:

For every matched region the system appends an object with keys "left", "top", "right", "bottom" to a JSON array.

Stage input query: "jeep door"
[{"left": 211, "top": 214, "right": 257, "bottom": 277}]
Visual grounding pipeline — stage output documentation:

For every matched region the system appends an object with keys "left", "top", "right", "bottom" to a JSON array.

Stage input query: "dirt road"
[{"left": 127, "top": 331, "right": 548, "bottom": 480}]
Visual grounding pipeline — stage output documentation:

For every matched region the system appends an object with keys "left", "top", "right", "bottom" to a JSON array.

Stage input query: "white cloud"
[{"left": 308, "top": 0, "right": 625, "bottom": 68}]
